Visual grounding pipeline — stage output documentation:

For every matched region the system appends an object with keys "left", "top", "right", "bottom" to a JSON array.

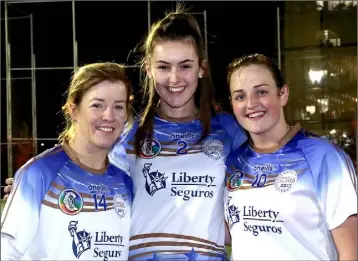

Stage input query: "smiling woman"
[{"left": 1, "top": 63, "right": 135, "bottom": 261}]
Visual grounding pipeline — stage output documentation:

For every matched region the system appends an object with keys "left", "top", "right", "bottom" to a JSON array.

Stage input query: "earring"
[{"left": 199, "top": 74, "right": 203, "bottom": 78}]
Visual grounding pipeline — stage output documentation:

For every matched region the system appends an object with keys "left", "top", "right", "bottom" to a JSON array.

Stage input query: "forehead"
[
  {"left": 230, "top": 65, "right": 275, "bottom": 89},
  {"left": 151, "top": 39, "right": 198, "bottom": 62},
  {"left": 83, "top": 80, "right": 127, "bottom": 100}
]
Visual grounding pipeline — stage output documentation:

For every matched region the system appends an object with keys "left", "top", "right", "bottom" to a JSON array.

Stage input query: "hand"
[{"left": 3, "top": 178, "right": 14, "bottom": 200}]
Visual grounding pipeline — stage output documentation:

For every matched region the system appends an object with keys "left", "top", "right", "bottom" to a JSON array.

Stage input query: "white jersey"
[
  {"left": 110, "top": 113, "right": 246, "bottom": 260},
  {"left": 1, "top": 143, "right": 133, "bottom": 261},
  {"left": 225, "top": 123, "right": 357, "bottom": 260}
]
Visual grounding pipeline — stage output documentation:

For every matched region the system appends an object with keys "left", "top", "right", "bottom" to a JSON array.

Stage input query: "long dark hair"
[{"left": 134, "top": 7, "right": 220, "bottom": 156}]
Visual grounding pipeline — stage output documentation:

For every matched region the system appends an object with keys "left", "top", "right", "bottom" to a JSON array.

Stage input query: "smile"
[
  {"left": 246, "top": 111, "right": 266, "bottom": 118},
  {"left": 167, "top": 86, "right": 185, "bottom": 93},
  {"left": 96, "top": 127, "right": 115, "bottom": 132}
]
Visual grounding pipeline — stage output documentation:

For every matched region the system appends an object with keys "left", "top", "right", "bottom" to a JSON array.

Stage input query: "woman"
[
  {"left": 1, "top": 63, "right": 134, "bottom": 260},
  {"left": 108, "top": 8, "right": 246, "bottom": 261},
  {"left": 225, "top": 53, "right": 357, "bottom": 260}
]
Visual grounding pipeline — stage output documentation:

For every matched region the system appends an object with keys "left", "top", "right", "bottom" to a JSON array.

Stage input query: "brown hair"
[
  {"left": 59, "top": 62, "right": 133, "bottom": 143},
  {"left": 134, "top": 7, "right": 220, "bottom": 156},
  {"left": 227, "top": 53, "right": 285, "bottom": 90}
]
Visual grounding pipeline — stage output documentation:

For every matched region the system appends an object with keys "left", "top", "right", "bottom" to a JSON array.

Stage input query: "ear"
[
  {"left": 279, "top": 84, "right": 289, "bottom": 107},
  {"left": 199, "top": 59, "right": 207, "bottom": 78},
  {"left": 68, "top": 103, "right": 78, "bottom": 122},
  {"left": 145, "top": 59, "right": 153, "bottom": 78}
]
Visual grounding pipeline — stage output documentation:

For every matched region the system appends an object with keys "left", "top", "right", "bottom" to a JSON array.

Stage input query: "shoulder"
[
  {"left": 296, "top": 128, "right": 346, "bottom": 157},
  {"left": 15, "top": 145, "right": 67, "bottom": 183},
  {"left": 214, "top": 112, "right": 247, "bottom": 151},
  {"left": 295, "top": 128, "right": 354, "bottom": 176}
]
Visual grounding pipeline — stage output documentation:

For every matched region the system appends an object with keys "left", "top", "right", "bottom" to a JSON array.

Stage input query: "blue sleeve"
[
  {"left": 313, "top": 144, "right": 357, "bottom": 229},
  {"left": 217, "top": 113, "right": 247, "bottom": 152},
  {"left": 1, "top": 160, "right": 49, "bottom": 259},
  {"left": 109, "top": 120, "right": 138, "bottom": 175}
]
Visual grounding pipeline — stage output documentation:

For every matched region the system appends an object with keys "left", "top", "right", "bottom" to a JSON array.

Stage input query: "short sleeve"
[
  {"left": 109, "top": 142, "right": 130, "bottom": 175},
  {"left": 217, "top": 113, "right": 247, "bottom": 152},
  {"left": 1, "top": 162, "right": 46, "bottom": 259},
  {"left": 316, "top": 145, "right": 357, "bottom": 230}
]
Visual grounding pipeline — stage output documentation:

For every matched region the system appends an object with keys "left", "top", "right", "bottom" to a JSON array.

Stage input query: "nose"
[
  {"left": 102, "top": 107, "right": 115, "bottom": 121},
  {"left": 169, "top": 68, "right": 180, "bottom": 84},
  {"left": 246, "top": 94, "right": 259, "bottom": 109}
]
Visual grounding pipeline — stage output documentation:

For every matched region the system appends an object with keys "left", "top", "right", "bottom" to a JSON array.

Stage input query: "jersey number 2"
[
  {"left": 177, "top": 140, "right": 188, "bottom": 155},
  {"left": 92, "top": 194, "right": 108, "bottom": 211}
]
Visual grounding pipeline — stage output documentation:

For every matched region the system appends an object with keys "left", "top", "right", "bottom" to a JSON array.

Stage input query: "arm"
[
  {"left": 1, "top": 163, "right": 44, "bottom": 260},
  {"left": 315, "top": 145, "right": 357, "bottom": 260},
  {"left": 331, "top": 214, "right": 357, "bottom": 261},
  {"left": 225, "top": 221, "right": 231, "bottom": 246}
]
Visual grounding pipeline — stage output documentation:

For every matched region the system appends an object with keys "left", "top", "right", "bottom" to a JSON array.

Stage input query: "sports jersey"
[
  {"left": 109, "top": 113, "right": 246, "bottom": 261},
  {"left": 1, "top": 143, "right": 133, "bottom": 261},
  {"left": 225, "top": 123, "right": 357, "bottom": 260}
]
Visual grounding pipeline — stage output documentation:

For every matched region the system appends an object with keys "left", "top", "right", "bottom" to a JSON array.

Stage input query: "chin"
[{"left": 93, "top": 140, "right": 115, "bottom": 150}]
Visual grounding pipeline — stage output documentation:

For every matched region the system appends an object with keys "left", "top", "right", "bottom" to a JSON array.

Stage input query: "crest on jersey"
[
  {"left": 68, "top": 221, "right": 92, "bottom": 258},
  {"left": 203, "top": 139, "right": 224, "bottom": 160},
  {"left": 227, "top": 170, "right": 245, "bottom": 191},
  {"left": 142, "top": 163, "right": 167, "bottom": 196},
  {"left": 139, "top": 138, "right": 161, "bottom": 159},
  {"left": 274, "top": 169, "right": 297, "bottom": 193},
  {"left": 113, "top": 193, "right": 127, "bottom": 218},
  {"left": 59, "top": 188, "right": 83, "bottom": 215}
]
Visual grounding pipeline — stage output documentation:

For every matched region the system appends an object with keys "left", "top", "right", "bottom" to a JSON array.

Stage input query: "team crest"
[
  {"left": 59, "top": 188, "right": 83, "bottom": 215},
  {"left": 139, "top": 139, "right": 161, "bottom": 159},
  {"left": 113, "top": 193, "right": 127, "bottom": 218},
  {"left": 68, "top": 221, "right": 92, "bottom": 258},
  {"left": 227, "top": 170, "right": 245, "bottom": 191},
  {"left": 203, "top": 139, "right": 224, "bottom": 160},
  {"left": 274, "top": 169, "right": 297, "bottom": 193},
  {"left": 142, "top": 163, "right": 167, "bottom": 196}
]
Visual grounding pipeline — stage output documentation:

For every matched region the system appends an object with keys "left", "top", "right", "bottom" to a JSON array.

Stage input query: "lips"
[
  {"left": 96, "top": 126, "right": 115, "bottom": 132},
  {"left": 246, "top": 111, "right": 266, "bottom": 119},
  {"left": 167, "top": 86, "right": 185, "bottom": 93}
]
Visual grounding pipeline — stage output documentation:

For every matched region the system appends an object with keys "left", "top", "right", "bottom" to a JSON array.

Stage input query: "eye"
[
  {"left": 157, "top": 65, "right": 169, "bottom": 70},
  {"left": 91, "top": 103, "right": 102, "bottom": 108},
  {"left": 234, "top": 94, "right": 245, "bottom": 101},
  {"left": 181, "top": 64, "right": 192, "bottom": 69},
  {"left": 115, "top": 105, "right": 124, "bottom": 110},
  {"left": 257, "top": 90, "right": 268, "bottom": 96}
]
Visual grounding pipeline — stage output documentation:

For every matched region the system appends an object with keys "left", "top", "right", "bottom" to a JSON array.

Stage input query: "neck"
[
  {"left": 250, "top": 118, "right": 291, "bottom": 151},
  {"left": 68, "top": 136, "right": 108, "bottom": 171},
  {"left": 157, "top": 99, "right": 198, "bottom": 122}
]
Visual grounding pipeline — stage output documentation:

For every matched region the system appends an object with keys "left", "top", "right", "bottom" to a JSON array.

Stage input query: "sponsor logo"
[{"left": 68, "top": 221, "right": 124, "bottom": 260}]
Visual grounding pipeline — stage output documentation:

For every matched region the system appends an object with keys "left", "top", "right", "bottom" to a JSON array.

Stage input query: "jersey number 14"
[{"left": 92, "top": 194, "right": 108, "bottom": 211}]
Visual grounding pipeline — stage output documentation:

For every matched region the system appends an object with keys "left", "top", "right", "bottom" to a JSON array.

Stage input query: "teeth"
[
  {"left": 248, "top": 112, "right": 265, "bottom": 118},
  {"left": 97, "top": 127, "right": 114, "bottom": 132},
  {"left": 168, "top": 87, "right": 184, "bottom": 93}
]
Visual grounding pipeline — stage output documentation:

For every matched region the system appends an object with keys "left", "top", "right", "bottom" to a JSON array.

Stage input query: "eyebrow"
[
  {"left": 232, "top": 84, "right": 270, "bottom": 93},
  {"left": 89, "top": 98, "right": 126, "bottom": 103},
  {"left": 155, "top": 59, "right": 195, "bottom": 64}
]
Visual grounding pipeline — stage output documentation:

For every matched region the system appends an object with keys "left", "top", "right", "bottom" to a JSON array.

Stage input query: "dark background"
[{"left": 1, "top": 1, "right": 282, "bottom": 187}]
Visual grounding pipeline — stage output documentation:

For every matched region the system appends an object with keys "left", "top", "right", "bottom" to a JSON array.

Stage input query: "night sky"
[{"left": 1, "top": 0, "right": 280, "bottom": 156}]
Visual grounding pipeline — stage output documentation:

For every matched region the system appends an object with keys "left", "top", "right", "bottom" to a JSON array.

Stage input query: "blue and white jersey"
[
  {"left": 1, "top": 143, "right": 133, "bottom": 261},
  {"left": 110, "top": 113, "right": 246, "bottom": 261},
  {"left": 225, "top": 123, "right": 357, "bottom": 260}
]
